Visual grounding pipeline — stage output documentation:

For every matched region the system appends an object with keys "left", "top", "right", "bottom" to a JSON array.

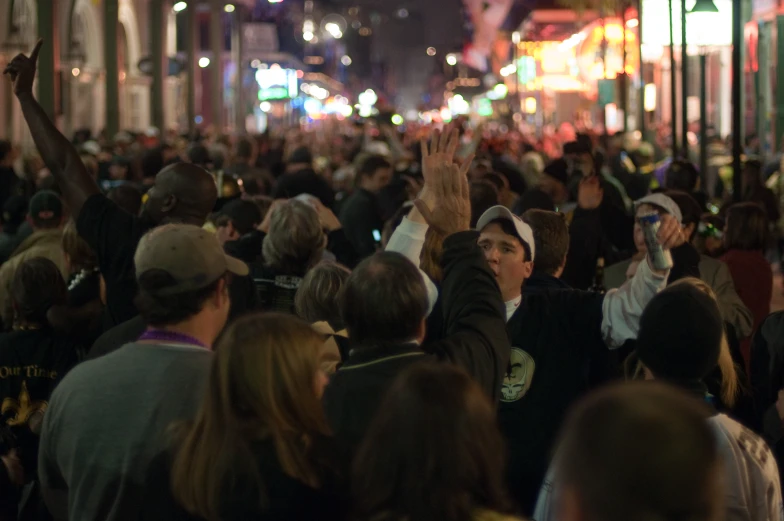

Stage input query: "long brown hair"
[
  {"left": 169, "top": 313, "right": 331, "bottom": 521},
  {"left": 352, "top": 363, "right": 513, "bottom": 521}
]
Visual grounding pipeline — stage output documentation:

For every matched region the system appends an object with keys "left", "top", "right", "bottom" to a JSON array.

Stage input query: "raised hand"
[
  {"left": 3, "top": 39, "right": 43, "bottom": 97},
  {"left": 419, "top": 127, "right": 472, "bottom": 206},
  {"left": 413, "top": 161, "right": 471, "bottom": 236}
]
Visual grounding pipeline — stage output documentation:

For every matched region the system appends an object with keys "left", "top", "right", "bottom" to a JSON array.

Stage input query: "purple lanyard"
[{"left": 138, "top": 329, "right": 209, "bottom": 350}]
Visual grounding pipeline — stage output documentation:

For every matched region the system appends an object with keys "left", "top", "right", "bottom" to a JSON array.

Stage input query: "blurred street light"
[
  {"left": 512, "top": 31, "right": 521, "bottom": 44},
  {"left": 260, "top": 101, "right": 272, "bottom": 112},
  {"left": 341, "top": 55, "right": 352, "bottom": 66},
  {"left": 359, "top": 27, "right": 372, "bottom": 36},
  {"left": 446, "top": 54, "right": 458, "bottom": 66},
  {"left": 224, "top": 4, "right": 235, "bottom": 13},
  {"left": 426, "top": 47, "right": 436, "bottom": 56},
  {"left": 198, "top": 57, "right": 210, "bottom": 68},
  {"left": 173, "top": 2, "right": 187, "bottom": 12},
  {"left": 397, "top": 8, "right": 409, "bottom": 19}
]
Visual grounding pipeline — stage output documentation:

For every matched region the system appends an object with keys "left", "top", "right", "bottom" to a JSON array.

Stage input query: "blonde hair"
[
  {"left": 636, "top": 277, "right": 738, "bottom": 407},
  {"left": 169, "top": 313, "right": 331, "bottom": 520}
]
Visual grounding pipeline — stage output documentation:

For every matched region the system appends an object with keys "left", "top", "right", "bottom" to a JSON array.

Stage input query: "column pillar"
[
  {"left": 210, "top": 0, "right": 223, "bottom": 131},
  {"left": 104, "top": 0, "right": 119, "bottom": 137},
  {"left": 36, "top": 0, "right": 58, "bottom": 120},
  {"left": 150, "top": 0, "right": 166, "bottom": 132},
  {"left": 231, "top": 4, "right": 244, "bottom": 132},
  {"left": 185, "top": 3, "right": 196, "bottom": 134}
]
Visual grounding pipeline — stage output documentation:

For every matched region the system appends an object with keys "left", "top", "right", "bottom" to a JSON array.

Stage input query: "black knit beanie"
[{"left": 636, "top": 283, "right": 723, "bottom": 382}]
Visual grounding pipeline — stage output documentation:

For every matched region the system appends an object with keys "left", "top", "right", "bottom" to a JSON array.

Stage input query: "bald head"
[{"left": 142, "top": 163, "right": 217, "bottom": 226}]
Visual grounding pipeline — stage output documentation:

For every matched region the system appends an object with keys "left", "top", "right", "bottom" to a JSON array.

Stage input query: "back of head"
[
  {"left": 357, "top": 155, "right": 391, "bottom": 179},
  {"left": 353, "top": 363, "right": 512, "bottom": 521},
  {"left": 108, "top": 184, "right": 143, "bottom": 216},
  {"left": 724, "top": 202, "right": 768, "bottom": 251},
  {"left": 141, "top": 146, "right": 165, "bottom": 179},
  {"left": 234, "top": 137, "right": 254, "bottom": 161},
  {"left": 62, "top": 220, "right": 98, "bottom": 272},
  {"left": 3, "top": 195, "right": 28, "bottom": 233},
  {"left": 262, "top": 200, "right": 325, "bottom": 276},
  {"left": 665, "top": 160, "right": 700, "bottom": 192},
  {"left": 512, "top": 189, "right": 556, "bottom": 215},
  {"left": 636, "top": 283, "right": 724, "bottom": 383},
  {"left": 522, "top": 209, "right": 568, "bottom": 276},
  {"left": 11, "top": 257, "right": 67, "bottom": 326},
  {"left": 133, "top": 224, "right": 247, "bottom": 327},
  {"left": 219, "top": 199, "right": 262, "bottom": 236},
  {"left": 187, "top": 143, "right": 212, "bottom": 169},
  {"left": 665, "top": 190, "right": 703, "bottom": 241},
  {"left": 557, "top": 382, "right": 722, "bottom": 521},
  {"left": 171, "top": 313, "right": 330, "bottom": 520},
  {"left": 28, "top": 190, "right": 63, "bottom": 230},
  {"left": 295, "top": 261, "right": 351, "bottom": 330},
  {"left": 288, "top": 146, "right": 313, "bottom": 166},
  {"left": 340, "top": 251, "right": 428, "bottom": 347},
  {"left": 152, "top": 163, "right": 218, "bottom": 224},
  {"left": 470, "top": 180, "right": 499, "bottom": 228}
]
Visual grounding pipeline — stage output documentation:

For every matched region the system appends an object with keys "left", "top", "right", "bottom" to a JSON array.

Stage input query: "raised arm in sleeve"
[
  {"left": 601, "top": 256, "right": 669, "bottom": 348},
  {"left": 385, "top": 216, "right": 439, "bottom": 314},
  {"left": 424, "top": 231, "right": 510, "bottom": 402},
  {"left": 16, "top": 92, "right": 100, "bottom": 219}
]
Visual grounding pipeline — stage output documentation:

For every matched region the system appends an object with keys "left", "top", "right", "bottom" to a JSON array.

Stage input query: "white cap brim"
[{"left": 476, "top": 205, "right": 536, "bottom": 261}]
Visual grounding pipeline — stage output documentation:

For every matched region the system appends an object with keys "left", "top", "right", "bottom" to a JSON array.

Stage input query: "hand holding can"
[{"left": 639, "top": 212, "right": 674, "bottom": 271}]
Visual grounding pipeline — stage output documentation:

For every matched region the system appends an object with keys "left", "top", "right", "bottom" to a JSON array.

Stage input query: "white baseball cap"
[
  {"left": 634, "top": 193, "right": 683, "bottom": 225},
  {"left": 476, "top": 205, "right": 536, "bottom": 261}
]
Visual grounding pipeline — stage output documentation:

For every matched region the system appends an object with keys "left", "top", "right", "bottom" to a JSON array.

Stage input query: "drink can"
[{"left": 638, "top": 212, "right": 673, "bottom": 270}]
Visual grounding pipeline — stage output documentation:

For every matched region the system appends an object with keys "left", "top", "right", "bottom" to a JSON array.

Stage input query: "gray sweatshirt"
[{"left": 37, "top": 342, "right": 213, "bottom": 521}]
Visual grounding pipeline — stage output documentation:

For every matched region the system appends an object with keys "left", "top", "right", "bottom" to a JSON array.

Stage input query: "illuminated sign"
[
  {"left": 255, "top": 66, "right": 298, "bottom": 101},
  {"left": 576, "top": 18, "right": 639, "bottom": 80}
]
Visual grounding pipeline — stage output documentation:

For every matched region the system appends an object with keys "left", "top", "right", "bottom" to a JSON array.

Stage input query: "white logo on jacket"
[{"left": 501, "top": 348, "right": 535, "bottom": 402}]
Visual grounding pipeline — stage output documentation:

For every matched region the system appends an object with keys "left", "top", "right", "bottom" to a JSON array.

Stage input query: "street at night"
[{"left": 0, "top": 1, "right": 783, "bottom": 521}]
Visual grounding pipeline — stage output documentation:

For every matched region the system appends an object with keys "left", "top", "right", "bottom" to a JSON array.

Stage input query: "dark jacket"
[
  {"left": 501, "top": 286, "right": 628, "bottom": 515},
  {"left": 751, "top": 311, "right": 784, "bottom": 487},
  {"left": 323, "top": 231, "right": 509, "bottom": 454},
  {"left": 522, "top": 272, "right": 571, "bottom": 295},
  {"left": 141, "top": 438, "right": 346, "bottom": 521},
  {"left": 338, "top": 189, "right": 383, "bottom": 259}
]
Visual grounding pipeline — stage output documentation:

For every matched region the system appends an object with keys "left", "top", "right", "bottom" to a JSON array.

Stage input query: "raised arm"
[
  {"left": 416, "top": 157, "right": 508, "bottom": 402},
  {"left": 3, "top": 40, "right": 100, "bottom": 219},
  {"left": 600, "top": 214, "right": 683, "bottom": 347}
]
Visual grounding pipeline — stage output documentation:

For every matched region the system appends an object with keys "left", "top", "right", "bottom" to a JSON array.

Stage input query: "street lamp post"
[
  {"left": 688, "top": 0, "right": 719, "bottom": 190},
  {"left": 668, "top": 0, "right": 678, "bottom": 158},
  {"left": 512, "top": 31, "right": 520, "bottom": 116},
  {"left": 731, "top": 0, "right": 742, "bottom": 202}
]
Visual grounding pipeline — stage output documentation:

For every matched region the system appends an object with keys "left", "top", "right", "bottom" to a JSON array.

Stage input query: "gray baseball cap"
[{"left": 135, "top": 224, "right": 248, "bottom": 295}]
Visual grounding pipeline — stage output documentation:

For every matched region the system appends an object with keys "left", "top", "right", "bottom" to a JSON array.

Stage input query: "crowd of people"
[{"left": 2, "top": 40, "right": 784, "bottom": 521}]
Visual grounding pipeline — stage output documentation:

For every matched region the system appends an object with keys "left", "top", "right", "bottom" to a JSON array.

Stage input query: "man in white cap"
[
  {"left": 385, "top": 130, "right": 684, "bottom": 516},
  {"left": 37, "top": 224, "right": 248, "bottom": 521}
]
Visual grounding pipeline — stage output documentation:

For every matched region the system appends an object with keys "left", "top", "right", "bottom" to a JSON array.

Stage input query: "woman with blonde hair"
[{"left": 141, "top": 313, "right": 345, "bottom": 521}]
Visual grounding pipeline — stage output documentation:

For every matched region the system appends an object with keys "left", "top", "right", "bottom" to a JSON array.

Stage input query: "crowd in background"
[{"left": 2, "top": 41, "right": 784, "bottom": 521}]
